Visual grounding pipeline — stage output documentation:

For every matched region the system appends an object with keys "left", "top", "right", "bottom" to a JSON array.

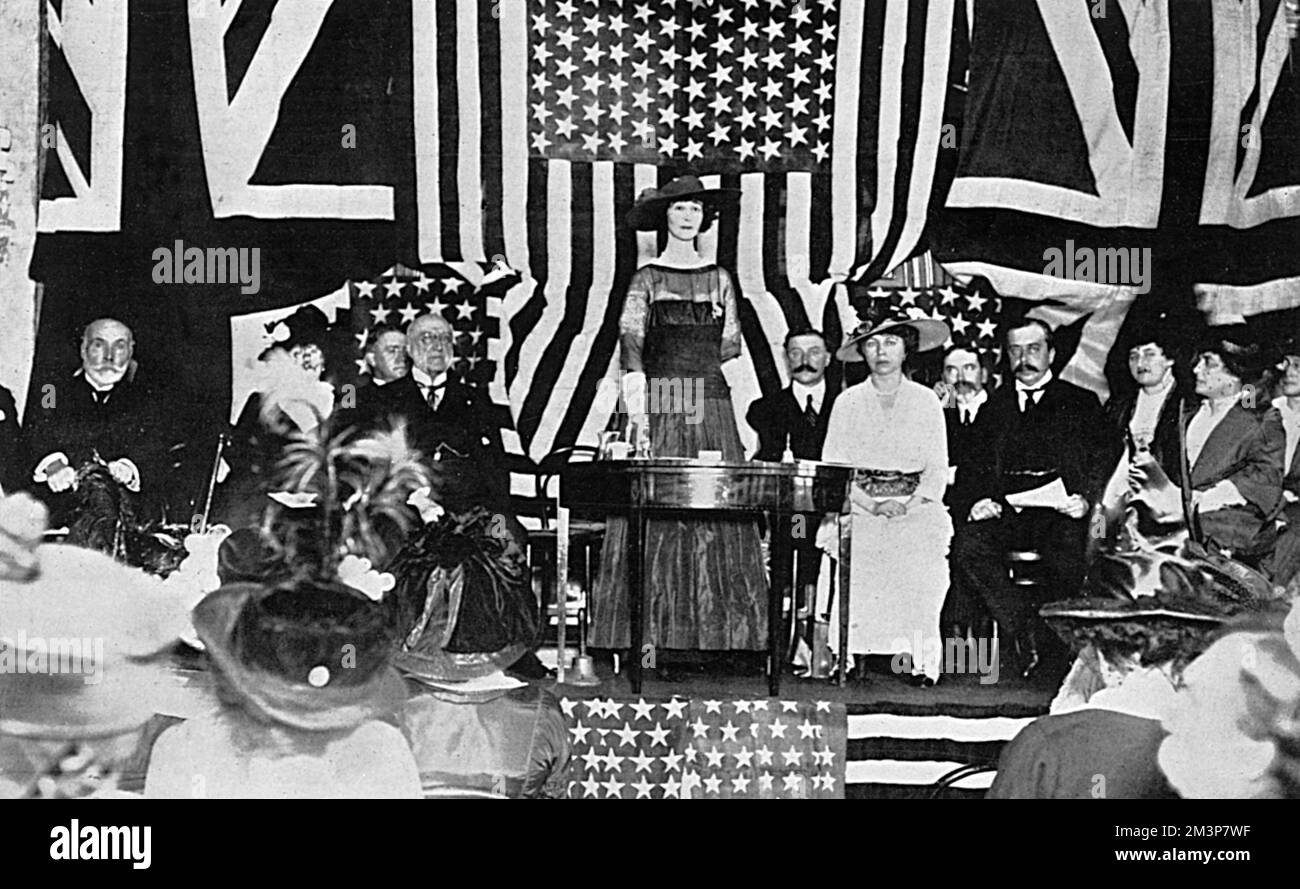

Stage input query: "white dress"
[{"left": 817, "top": 378, "right": 953, "bottom": 680}]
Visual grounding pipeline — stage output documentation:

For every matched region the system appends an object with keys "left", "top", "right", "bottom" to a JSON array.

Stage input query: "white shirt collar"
[
  {"left": 957, "top": 389, "right": 987, "bottom": 412},
  {"left": 791, "top": 378, "right": 826, "bottom": 412},
  {"left": 411, "top": 366, "right": 448, "bottom": 390},
  {"left": 1014, "top": 369, "right": 1053, "bottom": 393},
  {"left": 1136, "top": 374, "right": 1176, "bottom": 402}
]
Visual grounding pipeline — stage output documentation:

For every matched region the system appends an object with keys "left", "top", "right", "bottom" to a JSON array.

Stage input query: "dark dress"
[{"left": 590, "top": 264, "right": 768, "bottom": 651}]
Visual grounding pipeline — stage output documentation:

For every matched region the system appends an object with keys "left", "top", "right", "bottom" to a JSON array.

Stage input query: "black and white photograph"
[{"left": 0, "top": 0, "right": 1296, "bottom": 856}]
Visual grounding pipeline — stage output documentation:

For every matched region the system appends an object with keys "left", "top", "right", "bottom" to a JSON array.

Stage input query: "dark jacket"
[
  {"left": 745, "top": 383, "right": 839, "bottom": 461},
  {"left": 958, "top": 377, "right": 1109, "bottom": 509},
  {"left": 24, "top": 372, "right": 173, "bottom": 520},
  {"left": 1103, "top": 383, "right": 1184, "bottom": 480},
  {"left": 986, "top": 709, "right": 1177, "bottom": 799},
  {"left": 944, "top": 401, "right": 987, "bottom": 520},
  {"left": 1182, "top": 401, "right": 1285, "bottom": 556},
  {"left": 0, "top": 385, "right": 28, "bottom": 495},
  {"left": 363, "top": 374, "right": 510, "bottom": 514}
]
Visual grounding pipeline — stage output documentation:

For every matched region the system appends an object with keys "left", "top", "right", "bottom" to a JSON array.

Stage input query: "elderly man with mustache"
[
  {"left": 950, "top": 318, "right": 1109, "bottom": 681},
  {"left": 25, "top": 317, "right": 170, "bottom": 525}
]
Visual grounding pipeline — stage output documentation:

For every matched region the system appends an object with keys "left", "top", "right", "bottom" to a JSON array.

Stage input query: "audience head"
[
  {"left": 80, "top": 318, "right": 135, "bottom": 390},
  {"left": 406, "top": 313, "right": 456, "bottom": 377},
  {"left": 1005, "top": 318, "right": 1054, "bottom": 388},
  {"left": 783, "top": 328, "right": 831, "bottom": 386},
  {"left": 941, "top": 344, "right": 989, "bottom": 397},
  {"left": 1127, "top": 337, "right": 1177, "bottom": 393},
  {"left": 366, "top": 328, "right": 410, "bottom": 384},
  {"left": 1194, "top": 327, "right": 1266, "bottom": 401},
  {"left": 1276, "top": 336, "right": 1300, "bottom": 400}
]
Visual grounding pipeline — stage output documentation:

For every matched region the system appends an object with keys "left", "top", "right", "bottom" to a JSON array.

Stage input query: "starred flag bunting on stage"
[
  {"left": 561, "top": 696, "right": 846, "bottom": 799},
  {"left": 863, "top": 279, "right": 1004, "bottom": 364},
  {"left": 345, "top": 264, "right": 500, "bottom": 391}
]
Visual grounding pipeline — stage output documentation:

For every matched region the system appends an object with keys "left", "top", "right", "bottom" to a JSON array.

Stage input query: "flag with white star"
[
  {"left": 416, "top": 0, "right": 959, "bottom": 464},
  {"left": 561, "top": 696, "right": 846, "bottom": 799},
  {"left": 528, "top": 0, "right": 838, "bottom": 171}
]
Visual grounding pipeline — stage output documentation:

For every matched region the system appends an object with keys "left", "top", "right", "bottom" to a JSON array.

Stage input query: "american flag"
[
  {"left": 414, "top": 0, "right": 958, "bottom": 464},
  {"left": 561, "top": 695, "right": 847, "bottom": 798}
]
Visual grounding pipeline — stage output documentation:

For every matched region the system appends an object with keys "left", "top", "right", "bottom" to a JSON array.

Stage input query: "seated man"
[
  {"left": 363, "top": 312, "right": 546, "bottom": 678},
  {"left": 934, "top": 344, "right": 994, "bottom": 650},
  {"left": 1172, "top": 331, "right": 1284, "bottom": 565},
  {"left": 25, "top": 318, "right": 169, "bottom": 524},
  {"left": 745, "top": 327, "right": 838, "bottom": 662},
  {"left": 337, "top": 326, "right": 410, "bottom": 431},
  {"left": 951, "top": 319, "right": 1109, "bottom": 679}
]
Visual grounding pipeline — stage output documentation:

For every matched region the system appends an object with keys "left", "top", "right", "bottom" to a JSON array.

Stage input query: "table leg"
[
  {"left": 838, "top": 511, "right": 851, "bottom": 687},
  {"left": 556, "top": 505, "right": 570, "bottom": 684},
  {"left": 628, "top": 507, "right": 645, "bottom": 695},
  {"left": 767, "top": 511, "right": 787, "bottom": 697}
]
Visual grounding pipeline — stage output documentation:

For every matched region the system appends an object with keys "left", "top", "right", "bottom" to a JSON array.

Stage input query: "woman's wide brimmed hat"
[
  {"left": 193, "top": 581, "right": 408, "bottom": 732},
  {"left": 836, "top": 304, "right": 951, "bottom": 362},
  {"left": 0, "top": 494, "right": 189, "bottom": 739},
  {"left": 626, "top": 174, "right": 740, "bottom": 231},
  {"left": 1042, "top": 542, "right": 1281, "bottom": 632}
]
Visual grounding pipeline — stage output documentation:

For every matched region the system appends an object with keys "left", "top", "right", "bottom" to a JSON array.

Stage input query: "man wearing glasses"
[{"left": 363, "top": 312, "right": 509, "bottom": 515}]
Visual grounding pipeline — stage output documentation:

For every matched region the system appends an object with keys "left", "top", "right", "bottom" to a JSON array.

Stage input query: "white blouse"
[{"left": 822, "top": 377, "right": 949, "bottom": 504}]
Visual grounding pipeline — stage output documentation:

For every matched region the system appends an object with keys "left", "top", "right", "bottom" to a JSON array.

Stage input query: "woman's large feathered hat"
[
  {"left": 192, "top": 581, "right": 407, "bottom": 732},
  {"left": 0, "top": 494, "right": 189, "bottom": 739},
  {"left": 627, "top": 174, "right": 740, "bottom": 231}
]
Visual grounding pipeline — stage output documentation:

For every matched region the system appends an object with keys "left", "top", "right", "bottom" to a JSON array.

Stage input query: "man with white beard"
[{"left": 25, "top": 318, "right": 168, "bottom": 524}]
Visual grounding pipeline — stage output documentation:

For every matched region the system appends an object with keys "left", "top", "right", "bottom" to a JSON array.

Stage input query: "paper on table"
[{"left": 1005, "top": 477, "right": 1070, "bottom": 511}]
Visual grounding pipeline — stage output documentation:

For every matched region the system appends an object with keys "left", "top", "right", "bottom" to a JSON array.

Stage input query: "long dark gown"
[{"left": 590, "top": 264, "right": 768, "bottom": 651}]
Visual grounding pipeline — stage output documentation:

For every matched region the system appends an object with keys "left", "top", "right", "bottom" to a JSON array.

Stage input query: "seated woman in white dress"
[{"left": 817, "top": 306, "right": 952, "bottom": 686}]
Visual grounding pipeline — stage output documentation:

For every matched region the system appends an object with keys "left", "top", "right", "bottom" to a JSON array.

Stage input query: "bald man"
[{"left": 25, "top": 318, "right": 170, "bottom": 523}]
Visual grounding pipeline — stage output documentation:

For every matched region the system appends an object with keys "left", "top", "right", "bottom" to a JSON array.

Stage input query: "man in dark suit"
[
  {"left": 350, "top": 326, "right": 409, "bottom": 416},
  {"left": 25, "top": 318, "right": 171, "bottom": 524},
  {"left": 934, "top": 345, "right": 994, "bottom": 656},
  {"left": 951, "top": 319, "right": 1109, "bottom": 679},
  {"left": 364, "top": 313, "right": 510, "bottom": 515},
  {"left": 363, "top": 312, "right": 548, "bottom": 679},
  {"left": 0, "top": 384, "right": 29, "bottom": 496},
  {"left": 745, "top": 328, "right": 837, "bottom": 645}
]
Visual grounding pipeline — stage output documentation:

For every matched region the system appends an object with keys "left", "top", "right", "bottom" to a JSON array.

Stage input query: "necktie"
[
  {"left": 1021, "top": 389, "right": 1041, "bottom": 414},
  {"left": 961, "top": 408, "right": 972, "bottom": 427},
  {"left": 804, "top": 394, "right": 818, "bottom": 429},
  {"left": 425, "top": 382, "right": 446, "bottom": 411}
]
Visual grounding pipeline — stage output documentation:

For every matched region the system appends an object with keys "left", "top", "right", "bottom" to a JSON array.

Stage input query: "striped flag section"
[
  {"left": 845, "top": 704, "right": 1044, "bottom": 798},
  {"left": 415, "top": 0, "right": 957, "bottom": 465}
]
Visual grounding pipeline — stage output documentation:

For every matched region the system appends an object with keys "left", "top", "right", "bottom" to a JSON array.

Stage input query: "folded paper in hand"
[{"left": 1005, "top": 477, "right": 1070, "bottom": 511}]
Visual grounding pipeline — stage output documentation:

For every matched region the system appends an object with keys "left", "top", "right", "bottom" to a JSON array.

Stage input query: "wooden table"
[{"left": 559, "top": 458, "right": 854, "bottom": 695}]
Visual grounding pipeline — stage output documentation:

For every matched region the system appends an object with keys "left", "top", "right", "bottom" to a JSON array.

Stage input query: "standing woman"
[
  {"left": 819, "top": 305, "right": 952, "bottom": 686},
  {"left": 591, "top": 175, "right": 768, "bottom": 667}
]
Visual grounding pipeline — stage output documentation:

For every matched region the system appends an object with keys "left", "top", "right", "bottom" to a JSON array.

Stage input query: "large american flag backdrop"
[{"left": 23, "top": 0, "right": 1300, "bottom": 493}]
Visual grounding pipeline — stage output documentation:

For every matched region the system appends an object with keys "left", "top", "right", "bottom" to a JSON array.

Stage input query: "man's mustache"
[
  {"left": 1015, "top": 361, "right": 1041, "bottom": 374},
  {"left": 792, "top": 364, "right": 816, "bottom": 374},
  {"left": 952, "top": 380, "right": 979, "bottom": 394}
]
